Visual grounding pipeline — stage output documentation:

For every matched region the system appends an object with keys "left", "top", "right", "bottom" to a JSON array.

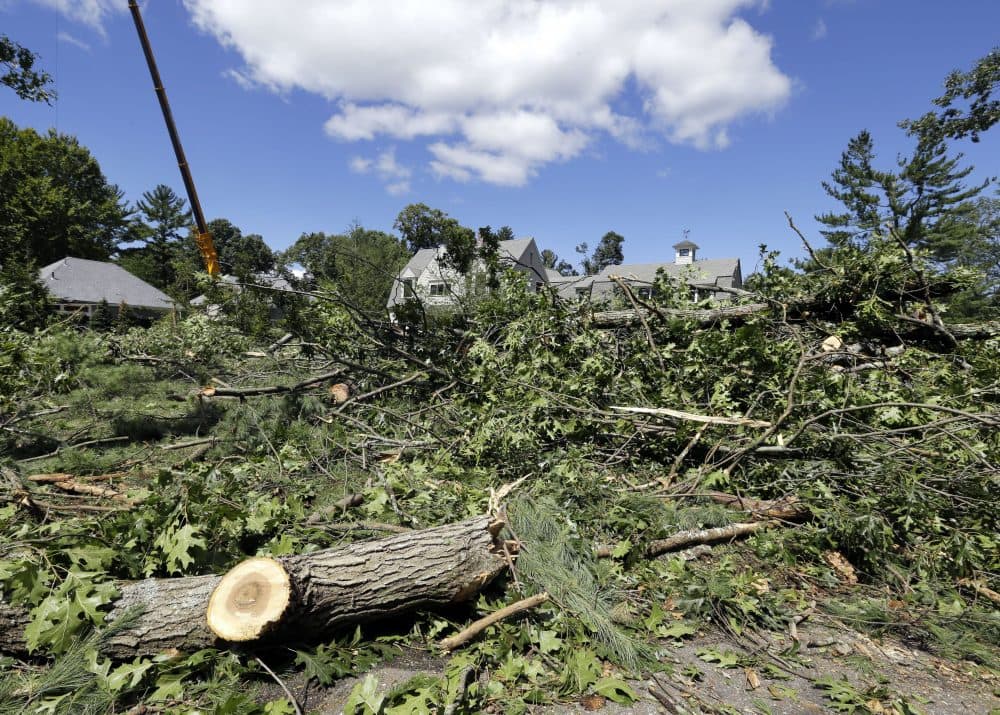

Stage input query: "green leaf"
[
  {"left": 561, "top": 648, "right": 601, "bottom": 692},
  {"left": 696, "top": 647, "right": 741, "bottom": 668},
  {"left": 660, "top": 621, "right": 698, "bottom": 640},
  {"left": 610, "top": 540, "right": 632, "bottom": 559},
  {"left": 593, "top": 677, "right": 639, "bottom": 704},
  {"left": 149, "top": 672, "right": 186, "bottom": 702},
  {"left": 105, "top": 657, "right": 154, "bottom": 693},
  {"left": 155, "top": 522, "right": 207, "bottom": 574},
  {"left": 24, "top": 573, "right": 117, "bottom": 654},
  {"left": 344, "top": 673, "right": 385, "bottom": 714},
  {"left": 536, "top": 629, "right": 563, "bottom": 654}
]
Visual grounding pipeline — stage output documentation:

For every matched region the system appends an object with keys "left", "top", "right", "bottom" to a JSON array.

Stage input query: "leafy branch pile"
[{"left": 1, "top": 225, "right": 998, "bottom": 712}]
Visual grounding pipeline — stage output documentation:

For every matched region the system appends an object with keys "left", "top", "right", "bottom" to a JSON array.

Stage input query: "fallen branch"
[
  {"left": 705, "top": 492, "right": 809, "bottom": 521},
  {"left": 27, "top": 472, "right": 127, "bottom": 483},
  {"left": 592, "top": 302, "right": 769, "bottom": 328},
  {"left": 646, "top": 522, "right": 770, "bottom": 558},
  {"left": 611, "top": 405, "right": 772, "bottom": 428},
  {"left": 333, "top": 372, "right": 426, "bottom": 413},
  {"left": 957, "top": 578, "right": 1000, "bottom": 606},
  {"left": 17, "top": 436, "right": 131, "bottom": 463},
  {"left": 160, "top": 437, "right": 218, "bottom": 451},
  {"left": 39, "top": 477, "right": 132, "bottom": 504},
  {"left": 199, "top": 369, "right": 347, "bottom": 398},
  {"left": 439, "top": 592, "right": 550, "bottom": 652}
]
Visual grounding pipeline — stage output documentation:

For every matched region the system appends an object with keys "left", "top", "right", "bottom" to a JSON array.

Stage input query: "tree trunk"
[
  {"left": 591, "top": 303, "right": 769, "bottom": 328},
  {"left": 0, "top": 516, "right": 505, "bottom": 659}
]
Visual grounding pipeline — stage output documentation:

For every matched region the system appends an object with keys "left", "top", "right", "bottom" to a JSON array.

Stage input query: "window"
[
  {"left": 402, "top": 278, "right": 415, "bottom": 297},
  {"left": 535, "top": 282, "right": 544, "bottom": 293},
  {"left": 429, "top": 282, "right": 449, "bottom": 296},
  {"left": 679, "top": 248, "right": 690, "bottom": 257},
  {"left": 636, "top": 286, "right": 653, "bottom": 300}
]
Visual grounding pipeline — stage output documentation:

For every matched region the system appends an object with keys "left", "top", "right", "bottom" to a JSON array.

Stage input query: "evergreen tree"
[
  {"left": 89, "top": 299, "right": 114, "bottom": 332},
  {"left": 579, "top": 231, "right": 625, "bottom": 275},
  {"left": 815, "top": 130, "right": 884, "bottom": 248},
  {"left": 816, "top": 130, "right": 986, "bottom": 261},
  {"left": 132, "top": 185, "right": 191, "bottom": 289},
  {"left": 902, "top": 48, "right": 999, "bottom": 143}
]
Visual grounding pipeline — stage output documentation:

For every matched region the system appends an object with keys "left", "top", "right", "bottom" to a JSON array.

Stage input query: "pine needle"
[{"left": 508, "top": 496, "right": 649, "bottom": 671}]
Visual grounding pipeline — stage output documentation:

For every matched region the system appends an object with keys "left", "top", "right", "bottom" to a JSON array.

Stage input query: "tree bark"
[
  {"left": 591, "top": 303, "right": 769, "bottom": 328},
  {"left": 0, "top": 516, "right": 505, "bottom": 659},
  {"left": 645, "top": 521, "right": 769, "bottom": 558},
  {"left": 199, "top": 369, "right": 347, "bottom": 398}
]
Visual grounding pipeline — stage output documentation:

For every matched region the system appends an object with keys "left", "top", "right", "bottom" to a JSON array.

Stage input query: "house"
[
  {"left": 190, "top": 272, "right": 299, "bottom": 319},
  {"left": 548, "top": 241, "right": 742, "bottom": 302},
  {"left": 38, "top": 257, "right": 174, "bottom": 316},
  {"left": 386, "top": 237, "right": 549, "bottom": 309}
]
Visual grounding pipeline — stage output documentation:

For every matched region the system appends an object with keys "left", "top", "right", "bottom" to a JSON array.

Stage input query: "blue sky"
[{"left": 2, "top": 1, "right": 997, "bottom": 275}]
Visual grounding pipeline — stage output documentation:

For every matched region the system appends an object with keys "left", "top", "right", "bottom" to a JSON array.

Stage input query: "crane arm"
[{"left": 128, "top": 0, "right": 220, "bottom": 277}]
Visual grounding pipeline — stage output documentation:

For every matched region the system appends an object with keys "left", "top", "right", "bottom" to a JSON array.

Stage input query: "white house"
[{"left": 386, "top": 237, "right": 549, "bottom": 309}]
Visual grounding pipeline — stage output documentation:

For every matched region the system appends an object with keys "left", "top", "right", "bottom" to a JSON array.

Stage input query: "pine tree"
[
  {"left": 134, "top": 185, "right": 191, "bottom": 289},
  {"left": 816, "top": 130, "right": 986, "bottom": 261},
  {"left": 815, "top": 131, "right": 884, "bottom": 248}
]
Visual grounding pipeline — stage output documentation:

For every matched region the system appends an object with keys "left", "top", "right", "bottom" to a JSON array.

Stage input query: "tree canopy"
[
  {"left": 0, "top": 118, "right": 130, "bottom": 266},
  {"left": 902, "top": 47, "right": 999, "bottom": 143},
  {"left": 816, "top": 129, "right": 985, "bottom": 263},
  {"left": 282, "top": 224, "right": 410, "bottom": 315},
  {"left": 1, "top": 35, "right": 55, "bottom": 104},
  {"left": 577, "top": 231, "right": 625, "bottom": 275}
]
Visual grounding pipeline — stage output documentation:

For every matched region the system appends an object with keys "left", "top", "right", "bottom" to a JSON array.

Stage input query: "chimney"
[{"left": 672, "top": 240, "right": 699, "bottom": 265}]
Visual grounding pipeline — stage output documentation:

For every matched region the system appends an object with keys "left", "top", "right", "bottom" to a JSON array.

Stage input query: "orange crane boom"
[{"left": 128, "top": 0, "right": 220, "bottom": 277}]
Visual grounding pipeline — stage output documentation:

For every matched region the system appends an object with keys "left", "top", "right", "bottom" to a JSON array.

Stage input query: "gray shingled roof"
[
  {"left": 397, "top": 238, "right": 533, "bottom": 281},
  {"left": 399, "top": 248, "right": 438, "bottom": 277},
  {"left": 38, "top": 257, "right": 174, "bottom": 310},
  {"left": 498, "top": 238, "right": 533, "bottom": 262},
  {"left": 554, "top": 258, "right": 740, "bottom": 299}
]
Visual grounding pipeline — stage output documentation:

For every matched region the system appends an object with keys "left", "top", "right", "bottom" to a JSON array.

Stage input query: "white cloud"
[
  {"left": 349, "top": 147, "right": 412, "bottom": 195},
  {"left": 28, "top": 0, "right": 120, "bottom": 35},
  {"left": 812, "top": 18, "right": 828, "bottom": 40},
  {"left": 181, "top": 0, "right": 791, "bottom": 184},
  {"left": 56, "top": 31, "right": 90, "bottom": 51},
  {"left": 222, "top": 68, "right": 256, "bottom": 91}
]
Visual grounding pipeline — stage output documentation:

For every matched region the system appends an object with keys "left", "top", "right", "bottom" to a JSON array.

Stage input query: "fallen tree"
[{"left": 0, "top": 516, "right": 506, "bottom": 659}]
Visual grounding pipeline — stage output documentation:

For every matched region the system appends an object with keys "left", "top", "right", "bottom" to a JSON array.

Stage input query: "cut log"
[
  {"left": 206, "top": 557, "right": 292, "bottom": 641},
  {"left": 0, "top": 516, "right": 505, "bottom": 659}
]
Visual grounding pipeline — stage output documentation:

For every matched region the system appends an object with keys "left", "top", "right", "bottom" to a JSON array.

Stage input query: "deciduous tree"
[
  {"left": 1, "top": 35, "right": 54, "bottom": 104},
  {"left": 0, "top": 118, "right": 130, "bottom": 265},
  {"left": 902, "top": 48, "right": 999, "bottom": 143}
]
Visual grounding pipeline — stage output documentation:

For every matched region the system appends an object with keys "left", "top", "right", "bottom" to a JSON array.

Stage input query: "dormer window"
[{"left": 402, "top": 278, "right": 415, "bottom": 297}]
